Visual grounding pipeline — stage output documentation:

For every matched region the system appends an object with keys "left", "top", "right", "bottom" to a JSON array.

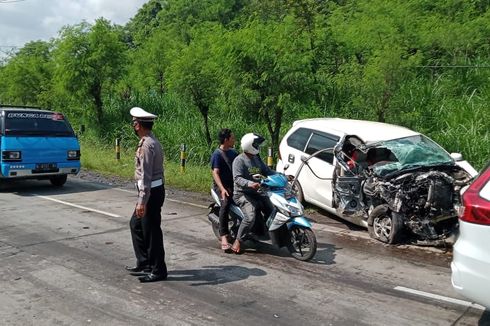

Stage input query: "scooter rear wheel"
[
  {"left": 211, "top": 220, "right": 221, "bottom": 240},
  {"left": 287, "top": 227, "right": 317, "bottom": 261}
]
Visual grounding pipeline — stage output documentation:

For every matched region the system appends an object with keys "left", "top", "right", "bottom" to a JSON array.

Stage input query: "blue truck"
[{"left": 0, "top": 106, "right": 81, "bottom": 187}]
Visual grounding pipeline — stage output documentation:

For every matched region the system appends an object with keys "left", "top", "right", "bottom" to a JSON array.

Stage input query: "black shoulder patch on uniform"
[{"left": 138, "top": 138, "right": 145, "bottom": 147}]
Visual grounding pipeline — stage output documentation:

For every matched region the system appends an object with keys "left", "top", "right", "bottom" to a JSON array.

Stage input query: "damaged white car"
[{"left": 277, "top": 118, "right": 477, "bottom": 245}]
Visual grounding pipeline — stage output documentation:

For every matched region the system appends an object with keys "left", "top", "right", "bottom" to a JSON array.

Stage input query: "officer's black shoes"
[
  {"left": 138, "top": 272, "right": 168, "bottom": 283},
  {"left": 129, "top": 270, "right": 151, "bottom": 276},
  {"left": 125, "top": 265, "right": 150, "bottom": 273}
]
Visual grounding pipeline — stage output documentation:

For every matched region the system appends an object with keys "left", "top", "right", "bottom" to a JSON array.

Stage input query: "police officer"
[{"left": 125, "top": 107, "right": 168, "bottom": 282}]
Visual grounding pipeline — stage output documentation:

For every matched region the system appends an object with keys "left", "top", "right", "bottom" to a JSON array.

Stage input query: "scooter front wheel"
[{"left": 287, "top": 227, "right": 317, "bottom": 261}]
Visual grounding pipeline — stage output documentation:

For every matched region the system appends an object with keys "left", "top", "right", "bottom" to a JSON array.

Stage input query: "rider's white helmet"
[{"left": 241, "top": 133, "right": 265, "bottom": 155}]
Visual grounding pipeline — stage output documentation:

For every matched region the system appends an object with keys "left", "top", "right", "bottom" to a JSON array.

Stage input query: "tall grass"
[
  {"left": 80, "top": 138, "right": 212, "bottom": 193},
  {"left": 432, "top": 101, "right": 489, "bottom": 170},
  {"left": 79, "top": 92, "right": 273, "bottom": 166},
  {"left": 77, "top": 93, "right": 284, "bottom": 193}
]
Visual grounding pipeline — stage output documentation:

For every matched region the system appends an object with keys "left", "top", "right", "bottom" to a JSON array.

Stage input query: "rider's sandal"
[
  {"left": 221, "top": 243, "right": 232, "bottom": 253},
  {"left": 230, "top": 245, "right": 243, "bottom": 255}
]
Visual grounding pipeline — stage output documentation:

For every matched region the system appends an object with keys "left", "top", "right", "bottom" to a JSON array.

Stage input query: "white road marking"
[
  {"left": 394, "top": 286, "right": 486, "bottom": 310},
  {"left": 167, "top": 198, "right": 208, "bottom": 209},
  {"left": 114, "top": 187, "right": 209, "bottom": 209},
  {"left": 36, "top": 195, "right": 122, "bottom": 218}
]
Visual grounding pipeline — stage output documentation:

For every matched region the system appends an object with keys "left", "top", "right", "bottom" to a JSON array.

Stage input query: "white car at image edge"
[{"left": 451, "top": 161, "right": 490, "bottom": 309}]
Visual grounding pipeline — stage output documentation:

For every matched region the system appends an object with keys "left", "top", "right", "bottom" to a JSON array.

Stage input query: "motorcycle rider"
[{"left": 231, "top": 133, "right": 277, "bottom": 254}]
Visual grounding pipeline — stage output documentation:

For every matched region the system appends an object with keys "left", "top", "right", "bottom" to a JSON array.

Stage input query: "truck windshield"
[{"left": 3, "top": 111, "right": 75, "bottom": 137}]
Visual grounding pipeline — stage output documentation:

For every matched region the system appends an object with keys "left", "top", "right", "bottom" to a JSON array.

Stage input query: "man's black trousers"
[
  {"left": 129, "top": 185, "right": 167, "bottom": 275},
  {"left": 213, "top": 185, "right": 233, "bottom": 237}
]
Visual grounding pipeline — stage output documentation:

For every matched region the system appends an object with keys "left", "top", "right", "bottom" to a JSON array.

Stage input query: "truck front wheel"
[{"left": 50, "top": 174, "right": 67, "bottom": 187}]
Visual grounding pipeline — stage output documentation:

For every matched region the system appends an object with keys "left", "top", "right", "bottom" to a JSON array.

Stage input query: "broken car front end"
[{"left": 333, "top": 135, "right": 473, "bottom": 245}]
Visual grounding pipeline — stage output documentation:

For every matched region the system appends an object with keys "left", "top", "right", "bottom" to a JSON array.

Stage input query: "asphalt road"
[{"left": 0, "top": 176, "right": 488, "bottom": 326}]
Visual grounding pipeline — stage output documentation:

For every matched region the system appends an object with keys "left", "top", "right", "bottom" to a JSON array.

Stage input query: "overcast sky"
[{"left": 0, "top": 0, "right": 148, "bottom": 53}]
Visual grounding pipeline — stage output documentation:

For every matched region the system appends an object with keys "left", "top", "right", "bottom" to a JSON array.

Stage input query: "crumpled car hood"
[{"left": 370, "top": 138, "right": 454, "bottom": 177}]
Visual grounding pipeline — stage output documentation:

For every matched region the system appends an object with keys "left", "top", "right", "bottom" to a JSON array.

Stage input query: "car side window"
[
  {"left": 305, "top": 132, "right": 339, "bottom": 164},
  {"left": 286, "top": 127, "right": 312, "bottom": 151}
]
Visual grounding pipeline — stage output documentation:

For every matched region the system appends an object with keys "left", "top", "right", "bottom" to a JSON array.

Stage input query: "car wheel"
[
  {"left": 291, "top": 179, "right": 305, "bottom": 204},
  {"left": 368, "top": 205, "right": 403, "bottom": 244}
]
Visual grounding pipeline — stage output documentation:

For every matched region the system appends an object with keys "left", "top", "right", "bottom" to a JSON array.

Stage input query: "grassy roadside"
[{"left": 80, "top": 140, "right": 212, "bottom": 193}]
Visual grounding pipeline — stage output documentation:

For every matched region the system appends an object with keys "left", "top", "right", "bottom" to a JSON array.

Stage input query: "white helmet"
[{"left": 241, "top": 133, "right": 265, "bottom": 155}]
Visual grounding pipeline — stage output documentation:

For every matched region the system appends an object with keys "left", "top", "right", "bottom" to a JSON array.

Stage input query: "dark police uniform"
[{"left": 128, "top": 107, "right": 167, "bottom": 281}]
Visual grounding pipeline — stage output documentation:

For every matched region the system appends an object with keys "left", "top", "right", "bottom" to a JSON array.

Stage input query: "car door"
[
  {"left": 300, "top": 132, "right": 340, "bottom": 209},
  {"left": 279, "top": 127, "right": 312, "bottom": 176}
]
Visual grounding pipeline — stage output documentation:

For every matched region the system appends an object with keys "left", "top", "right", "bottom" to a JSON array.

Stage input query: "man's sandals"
[
  {"left": 221, "top": 243, "right": 232, "bottom": 253},
  {"left": 230, "top": 243, "right": 243, "bottom": 255}
]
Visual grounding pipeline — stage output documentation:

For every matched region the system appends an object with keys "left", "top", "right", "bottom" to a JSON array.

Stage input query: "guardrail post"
[
  {"left": 267, "top": 147, "right": 274, "bottom": 169},
  {"left": 180, "top": 143, "right": 187, "bottom": 173},
  {"left": 115, "top": 138, "right": 120, "bottom": 160}
]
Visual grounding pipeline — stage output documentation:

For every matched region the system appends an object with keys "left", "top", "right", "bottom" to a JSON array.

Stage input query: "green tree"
[
  {"left": 157, "top": 0, "right": 246, "bottom": 44},
  {"left": 329, "top": 0, "right": 422, "bottom": 122},
  {"left": 167, "top": 24, "right": 227, "bottom": 146},
  {"left": 224, "top": 17, "right": 314, "bottom": 149},
  {"left": 127, "top": 30, "right": 177, "bottom": 95},
  {"left": 53, "top": 19, "right": 127, "bottom": 125},
  {"left": 125, "top": 0, "right": 165, "bottom": 47},
  {"left": 0, "top": 41, "right": 53, "bottom": 107}
]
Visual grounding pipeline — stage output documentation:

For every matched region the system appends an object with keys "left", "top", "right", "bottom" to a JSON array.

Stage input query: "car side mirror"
[{"left": 450, "top": 153, "right": 463, "bottom": 161}]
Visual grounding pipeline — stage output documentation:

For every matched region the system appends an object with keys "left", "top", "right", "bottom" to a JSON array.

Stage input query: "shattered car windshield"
[{"left": 372, "top": 135, "right": 453, "bottom": 176}]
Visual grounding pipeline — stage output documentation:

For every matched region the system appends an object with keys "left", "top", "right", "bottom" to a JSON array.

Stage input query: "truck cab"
[{"left": 0, "top": 106, "right": 81, "bottom": 187}]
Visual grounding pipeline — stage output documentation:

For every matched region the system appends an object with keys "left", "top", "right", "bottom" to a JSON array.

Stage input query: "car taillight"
[{"left": 459, "top": 166, "right": 490, "bottom": 225}]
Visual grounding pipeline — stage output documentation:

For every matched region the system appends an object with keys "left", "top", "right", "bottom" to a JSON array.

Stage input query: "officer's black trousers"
[{"left": 130, "top": 185, "right": 167, "bottom": 275}]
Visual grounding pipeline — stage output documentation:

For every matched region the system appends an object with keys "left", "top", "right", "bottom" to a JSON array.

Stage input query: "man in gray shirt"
[
  {"left": 231, "top": 133, "right": 276, "bottom": 254},
  {"left": 126, "top": 107, "right": 167, "bottom": 282}
]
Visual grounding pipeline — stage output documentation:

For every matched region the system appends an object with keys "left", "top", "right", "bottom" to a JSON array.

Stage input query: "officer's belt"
[
  {"left": 151, "top": 179, "right": 163, "bottom": 188},
  {"left": 136, "top": 179, "right": 163, "bottom": 190}
]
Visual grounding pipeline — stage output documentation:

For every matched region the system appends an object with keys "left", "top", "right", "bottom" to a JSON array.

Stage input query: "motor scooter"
[{"left": 208, "top": 174, "right": 317, "bottom": 261}]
